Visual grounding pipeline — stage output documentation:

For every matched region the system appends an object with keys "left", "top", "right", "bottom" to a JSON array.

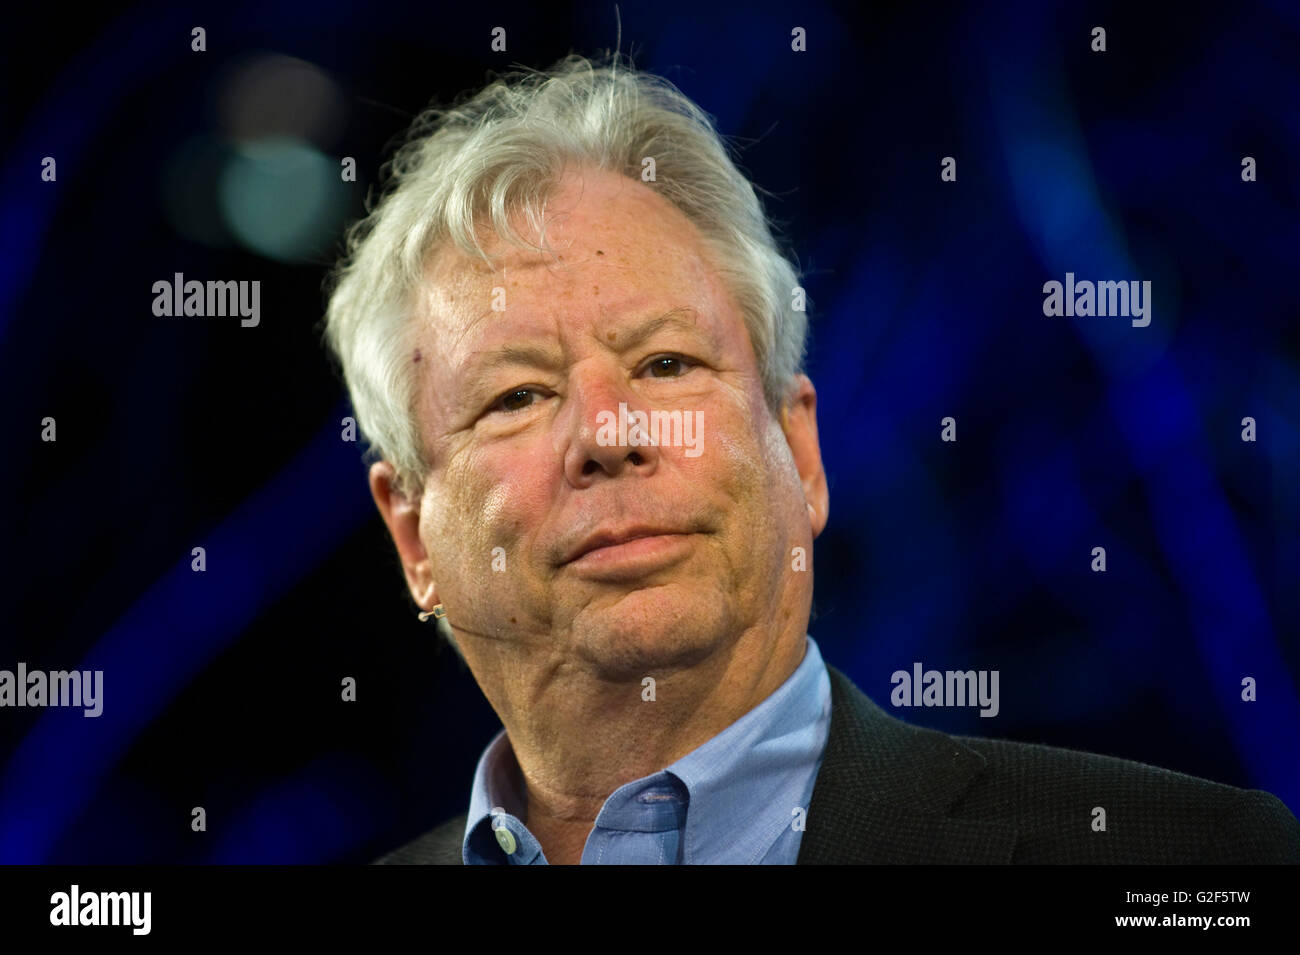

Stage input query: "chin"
[{"left": 570, "top": 586, "right": 728, "bottom": 680}]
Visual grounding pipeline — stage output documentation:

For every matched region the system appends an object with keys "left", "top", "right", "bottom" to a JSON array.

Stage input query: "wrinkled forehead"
[{"left": 413, "top": 218, "right": 741, "bottom": 366}]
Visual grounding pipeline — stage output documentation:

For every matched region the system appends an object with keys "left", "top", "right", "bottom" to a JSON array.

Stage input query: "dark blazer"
[{"left": 375, "top": 664, "right": 1300, "bottom": 864}]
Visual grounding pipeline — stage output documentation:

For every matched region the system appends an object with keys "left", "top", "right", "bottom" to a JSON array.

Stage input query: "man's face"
[{"left": 386, "top": 165, "right": 826, "bottom": 682}]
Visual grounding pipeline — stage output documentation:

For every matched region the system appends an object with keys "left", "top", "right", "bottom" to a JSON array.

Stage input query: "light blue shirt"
[{"left": 461, "top": 635, "right": 832, "bottom": 864}]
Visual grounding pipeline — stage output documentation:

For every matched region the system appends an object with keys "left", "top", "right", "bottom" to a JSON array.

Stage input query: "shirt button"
[{"left": 495, "top": 826, "right": 518, "bottom": 855}]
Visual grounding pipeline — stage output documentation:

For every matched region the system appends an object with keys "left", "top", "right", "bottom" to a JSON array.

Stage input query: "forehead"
[{"left": 415, "top": 167, "right": 743, "bottom": 357}]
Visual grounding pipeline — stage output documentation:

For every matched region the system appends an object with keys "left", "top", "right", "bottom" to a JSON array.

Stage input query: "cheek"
[
  {"left": 708, "top": 412, "right": 800, "bottom": 542},
  {"left": 703, "top": 410, "right": 772, "bottom": 495},
  {"left": 434, "top": 442, "right": 554, "bottom": 560}
]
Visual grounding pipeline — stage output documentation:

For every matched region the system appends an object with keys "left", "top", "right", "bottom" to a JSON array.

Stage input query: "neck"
[{"left": 477, "top": 621, "right": 807, "bottom": 864}]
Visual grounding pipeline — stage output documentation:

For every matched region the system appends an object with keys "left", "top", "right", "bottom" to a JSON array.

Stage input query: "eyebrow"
[
  {"left": 470, "top": 342, "right": 564, "bottom": 375},
  {"left": 463, "top": 305, "right": 704, "bottom": 378},
  {"left": 612, "top": 306, "right": 702, "bottom": 352}
]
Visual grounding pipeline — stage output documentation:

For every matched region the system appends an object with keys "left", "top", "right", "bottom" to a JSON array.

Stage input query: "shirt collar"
[
  {"left": 463, "top": 634, "right": 831, "bottom": 863},
  {"left": 662, "top": 635, "right": 830, "bottom": 862}
]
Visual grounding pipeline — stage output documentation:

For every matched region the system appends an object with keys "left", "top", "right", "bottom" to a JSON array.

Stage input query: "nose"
[{"left": 558, "top": 360, "right": 661, "bottom": 488}]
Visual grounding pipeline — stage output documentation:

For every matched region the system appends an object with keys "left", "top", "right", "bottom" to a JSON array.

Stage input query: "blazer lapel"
[{"left": 797, "top": 665, "right": 1018, "bottom": 863}]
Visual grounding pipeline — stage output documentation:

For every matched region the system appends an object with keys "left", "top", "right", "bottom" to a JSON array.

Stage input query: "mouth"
[
  {"left": 562, "top": 527, "right": 698, "bottom": 581},
  {"left": 564, "top": 526, "right": 687, "bottom": 563}
]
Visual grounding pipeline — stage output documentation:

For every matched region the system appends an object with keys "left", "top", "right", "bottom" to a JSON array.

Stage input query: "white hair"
[{"left": 323, "top": 51, "right": 809, "bottom": 500}]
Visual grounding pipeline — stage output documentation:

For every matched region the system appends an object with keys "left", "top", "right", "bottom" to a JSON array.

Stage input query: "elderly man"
[{"left": 325, "top": 54, "right": 1300, "bottom": 864}]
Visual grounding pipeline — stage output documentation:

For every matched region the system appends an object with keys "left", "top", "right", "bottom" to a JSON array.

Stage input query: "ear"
[
  {"left": 779, "top": 375, "right": 829, "bottom": 538},
  {"left": 369, "top": 461, "right": 438, "bottom": 610}
]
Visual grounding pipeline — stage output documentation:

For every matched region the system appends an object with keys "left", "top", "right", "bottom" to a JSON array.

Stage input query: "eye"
[
  {"left": 640, "top": 354, "right": 695, "bottom": 378},
  {"left": 490, "top": 387, "right": 544, "bottom": 414}
]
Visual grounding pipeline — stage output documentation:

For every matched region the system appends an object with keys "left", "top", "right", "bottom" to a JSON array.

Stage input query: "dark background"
[{"left": 2, "top": 0, "right": 1297, "bottom": 863}]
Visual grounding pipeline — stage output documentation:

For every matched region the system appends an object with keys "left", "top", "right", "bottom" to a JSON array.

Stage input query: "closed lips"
[{"left": 565, "top": 528, "right": 687, "bottom": 563}]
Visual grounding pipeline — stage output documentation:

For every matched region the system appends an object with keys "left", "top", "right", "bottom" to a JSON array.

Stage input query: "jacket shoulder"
[
  {"left": 951, "top": 731, "right": 1300, "bottom": 863},
  {"left": 372, "top": 813, "right": 469, "bottom": 865},
  {"left": 814, "top": 665, "right": 1300, "bottom": 864}
]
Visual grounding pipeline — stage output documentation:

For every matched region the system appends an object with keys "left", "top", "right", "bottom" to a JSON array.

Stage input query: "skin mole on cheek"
[
  {"left": 606, "top": 330, "right": 616, "bottom": 342},
  {"left": 595, "top": 249, "right": 604, "bottom": 255},
  {"left": 413, "top": 348, "right": 422, "bottom": 362}
]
